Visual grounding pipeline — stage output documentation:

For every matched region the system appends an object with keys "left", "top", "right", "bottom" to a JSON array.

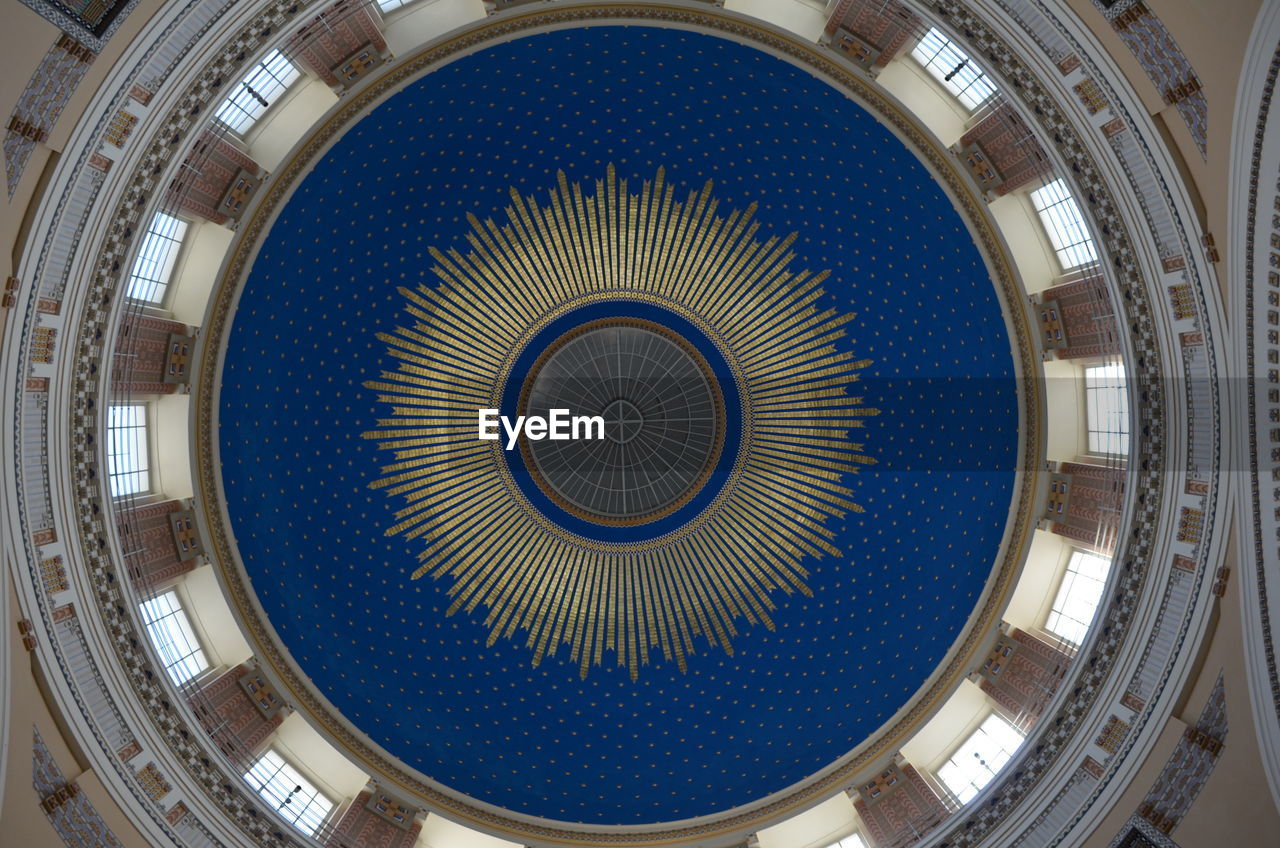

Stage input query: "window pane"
[
  {"left": 937, "top": 714, "right": 1025, "bottom": 804},
  {"left": 825, "top": 835, "right": 869, "bottom": 848},
  {"left": 1084, "top": 362, "right": 1129, "bottom": 455},
  {"left": 125, "top": 212, "right": 187, "bottom": 304},
  {"left": 911, "top": 28, "right": 998, "bottom": 111},
  {"left": 1045, "top": 550, "right": 1112, "bottom": 646},
  {"left": 138, "top": 591, "right": 209, "bottom": 685},
  {"left": 243, "top": 749, "right": 335, "bottom": 837},
  {"left": 377, "top": 0, "right": 411, "bottom": 10},
  {"left": 1030, "top": 179, "right": 1099, "bottom": 270},
  {"left": 213, "top": 49, "right": 301, "bottom": 134},
  {"left": 107, "top": 405, "right": 150, "bottom": 497}
]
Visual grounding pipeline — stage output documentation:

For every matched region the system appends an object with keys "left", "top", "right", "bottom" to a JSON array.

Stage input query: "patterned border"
[
  {"left": 1105, "top": 816, "right": 1180, "bottom": 848},
  {"left": 16, "top": 0, "right": 142, "bottom": 53},
  {"left": 191, "top": 5, "right": 1041, "bottom": 843},
  {"left": 33, "top": 726, "right": 126, "bottom": 848},
  {"left": 4, "top": 36, "right": 95, "bottom": 197},
  {"left": 1241, "top": 39, "right": 1280, "bottom": 739}
]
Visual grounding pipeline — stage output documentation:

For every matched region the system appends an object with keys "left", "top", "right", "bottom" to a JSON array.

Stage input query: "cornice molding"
[{"left": 1231, "top": 0, "right": 1280, "bottom": 814}]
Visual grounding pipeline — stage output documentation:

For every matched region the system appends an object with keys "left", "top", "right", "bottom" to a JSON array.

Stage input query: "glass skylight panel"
[
  {"left": 911, "top": 27, "right": 998, "bottom": 110},
  {"left": 1030, "top": 179, "right": 1099, "bottom": 270},
  {"left": 824, "top": 835, "right": 869, "bottom": 848},
  {"left": 213, "top": 49, "right": 301, "bottom": 133},
  {"left": 243, "top": 750, "right": 335, "bottom": 837},
  {"left": 1045, "top": 550, "right": 1112, "bottom": 646},
  {"left": 138, "top": 591, "right": 209, "bottom": 685},
  {"left": 125, "top": 212, "right": 187, "bottom": 304},
  {"left": 377, "top": 0, "right": 412, "bottom": 11},
  {"left": 1085, "top": 362, "right": 1130, "bottom": 455},
  {"left": 937, "top": 714, "right": 1025, "bottom": 804},
  {"left": 107, "top": 404, "right": 150, "bottom": 497}
]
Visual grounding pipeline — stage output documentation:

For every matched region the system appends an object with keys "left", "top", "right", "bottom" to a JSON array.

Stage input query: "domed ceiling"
[{"left": 213, "top": 24, "right": 1021, "bottom": 827}]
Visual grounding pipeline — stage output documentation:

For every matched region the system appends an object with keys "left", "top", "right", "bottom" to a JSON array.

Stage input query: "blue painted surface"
[{"left": 219, "top": 27, "right": 1018, "bottom": 824}]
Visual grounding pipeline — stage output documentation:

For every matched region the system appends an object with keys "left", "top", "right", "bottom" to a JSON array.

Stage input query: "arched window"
[
  {"left": 911, "top": 27, "right": 998, "bottom": 110},
  {"left": 106, "top": 404, "right": 150, "bottom": 497},
  {"left": 243, "top": 749, "right": 335, "bottom": 836},
  {"left": 936, "top": 714, "right": 1025, "bottom": 804},
  {"left": 138, "top": 590, "right": 209, "bottom": 684},
  {"left": 213, "top": 49, "right": 301, "bottom": 134}
]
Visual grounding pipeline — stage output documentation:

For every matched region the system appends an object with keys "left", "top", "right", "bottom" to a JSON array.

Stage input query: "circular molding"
[
  {"left": 192, "top": 5, "right": 1040, "bottom": 844},
  {"left": 518, "top": 316, "right": 726, "bottom": 526}
]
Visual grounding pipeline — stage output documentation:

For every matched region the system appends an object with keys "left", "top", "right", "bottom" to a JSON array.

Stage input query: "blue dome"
[{"left": 218, "top": 25, "right": 1018, "bottom": 825}]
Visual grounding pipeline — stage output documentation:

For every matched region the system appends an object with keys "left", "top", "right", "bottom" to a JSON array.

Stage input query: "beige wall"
[
  {"left": 0, "top": 0, "right": 172, "bottom": 280},
  {"left": 381, "top": 0, "right": 487, "bottom": 59},
  {"left": 755, "top": 791, "right": 860, "bottom": 848},
  {"left": 1081, "top": 530, "right": 1280, "bottom": 847},
  {"left": 179, "top": 564, "right": 253, "bottom": 670},
  {"left": 3, "top": 585, "right": 152, "bottom": 848},
  {"left": 1003, "top": 529, "right": 1073, "bottom": 632},
  {"left": 899, "top": 677, "right": 991, "bottom": 772},
  {"left": 875, "top": 57, "right": 970, "bottom": 148}
]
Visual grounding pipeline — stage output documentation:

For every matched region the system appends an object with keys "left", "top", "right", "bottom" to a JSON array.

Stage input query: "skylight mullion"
[
  {"left": 1040, "top": 202, "right": 1075, "bottom": 250},
  {"left": 243, "top": 750, "right": 334, "bottom": 837},
  {"left": 138, "top": 591, "right": 209, "bottom": 685},
  {"left": 1050, "top": 204, "right": 1090, "bottom": 252},
  {"left": 1030, "top": 179, "right": 1098, "bottom": 269},
  {"left": 1045, "top": 551, "right": 1112, "bottom": 645},
  {"left": 1084, "top": 363, "right": 1128, "bottom": 455},
  {"left": 107, "top": 404, "right": 149, "bottom": 496},
  {"left": 213, "top": 49, "right": 299, "bottom": 135},
  {"left": 914, "top": 29, "right": 949, "bottom": 66},
  {"left": 260, "top": 52, "right": 296, "bottom": 87},
  {"left": 911, "top": 28, "right": 998, "bottom": 111},
  {"left": 214, "top": 95, "right": 257, "bottom": 132},
  {"left": 126, "top": 213, "right": 187, "bottom": 303},
  {"left": 228, "top": 89, "right": 266, "bottom": 127},
  {"left": 937, "top": 714, "right": 1025, "bottom": 804},
  {"left": 132, "top": 234, "right": 166, "bottom": 280}
]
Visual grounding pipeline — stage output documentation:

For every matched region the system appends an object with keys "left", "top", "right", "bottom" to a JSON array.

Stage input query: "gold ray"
[{"left": 363, "top": 168, "right": 879, "bottom": 678}]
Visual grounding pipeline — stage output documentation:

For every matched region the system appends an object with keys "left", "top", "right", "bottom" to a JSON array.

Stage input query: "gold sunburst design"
[{"left": 363, "top": 166, "right": 878, "bottom": 679}]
